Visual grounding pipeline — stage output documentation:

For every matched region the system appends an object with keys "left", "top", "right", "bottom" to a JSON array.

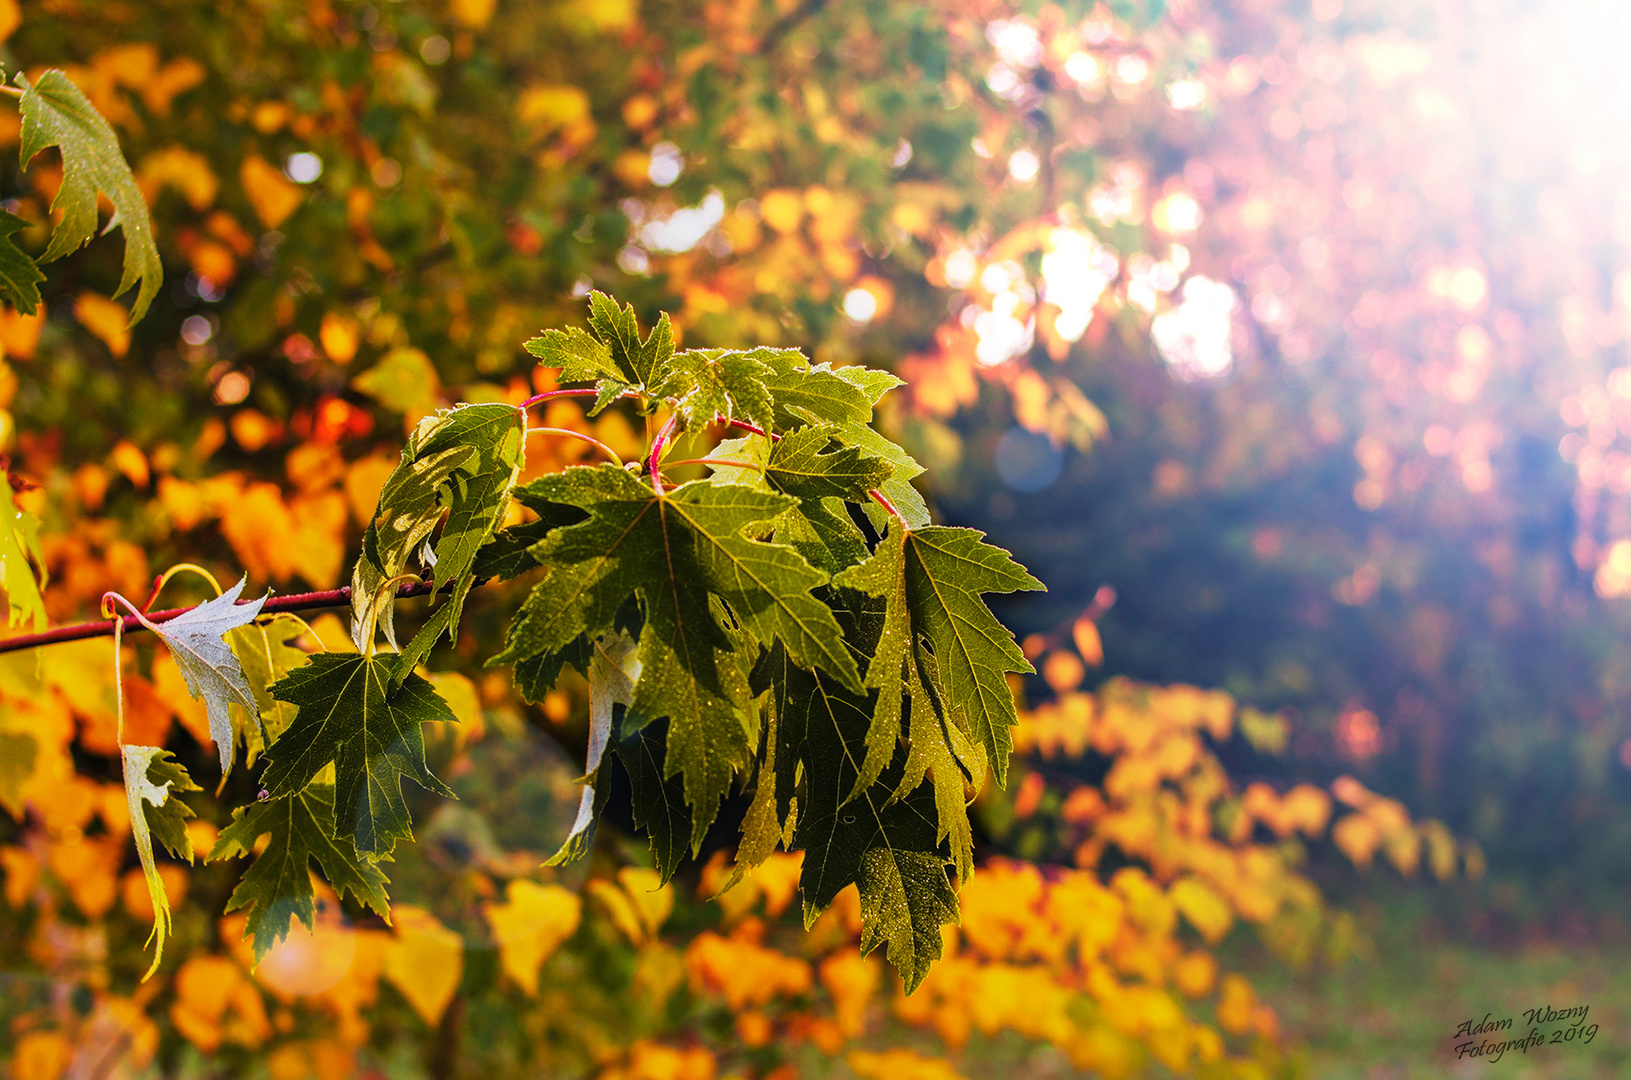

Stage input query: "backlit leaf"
[
  {"left": 492, "top": 464, "right": 859, "bottom": 843},
  {"left": 261, "top": 654, "right": 458, "bottom": 857},
  {"left": 0, "top": 480, "right": 46, "bottom": 632},
  {"left": 208, "top": 782, "right": 390, "bottom": 963},
  {"left": 835, "top": 525, "right": 1042, "bottom": 790},
  {"left": 350, "top": 402, "right": 524, "bottom": 652}
]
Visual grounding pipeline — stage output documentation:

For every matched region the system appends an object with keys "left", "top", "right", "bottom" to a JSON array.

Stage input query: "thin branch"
[
  {"left": 0, "top": 578, "right": 455, "bottom": 655},
  {"left": 519, "top": 386, "right": 641, "bottom": 410},
  {"left": 662, "top": 457, "right": 766, "bottom": 472},
  {"left": 529, "top": 426, "right": 624, "bottom": 467}
]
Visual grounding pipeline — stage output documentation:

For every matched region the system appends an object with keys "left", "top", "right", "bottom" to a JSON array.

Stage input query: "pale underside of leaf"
[
  {"left": 145, "top": 576, "right": 266, "bottom": 774},
  {"left": 546, "top": 631, "right": 638, "bottom": 866}
]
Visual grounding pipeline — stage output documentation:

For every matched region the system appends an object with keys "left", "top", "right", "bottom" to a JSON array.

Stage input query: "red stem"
[
  {"left": 646, "top": 411, "right": 683, "bottom": 495},
  {"left": 0, "top": 579, "right": 450, "bottom": 655},
  {"left": 518, "top": 387, "right": 642, "bottom": 410},
  {"left": 723, "top": 418, "right": 780, "bottom": 442},
  {"left": 868, "top": 488, "right": 906, "bottom": 527}
]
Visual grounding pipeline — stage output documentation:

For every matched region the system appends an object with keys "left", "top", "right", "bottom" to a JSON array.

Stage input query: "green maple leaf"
[
  {"left": 589, "top": 290, "right": 673, "bottom": 387},
  {"left": 209, "top": 783, "right": 390, "bottom": 963},
  {"left": 350, "top": 402, "right": 524, "bottom": 652},
  {"left": 788, "top": 406, "right": 931, "bottom": 529},
  {"left": 652, "top": 348, "right": 775, "bottom": 433},
  {"left": 764, "top": 424, "right": 892, "bottom": 501},
  {"left": 614, "top": 718, "right": 694, "bottom": 883},
  {"left": 718, "top": 691, "right": 785, "bottom": 896},
  {"left": 143, "top": 576, "right": 266, "bottom": 775},
  {"left": 122, "top": 746, "right": 199, "bottom": 979},
  {"left": 260, "top": 654, "right": 457, "bottom": 857},
  {"left": 0, "top": 210, "right": 44, "bottom": 315},
  {"left": 709, "top": 432, "right": 870, "bottom": 576},
  {"left": 834, "top": 525, "right": 1042, "bottom": 799},
  {"left": 763, "top": 364, "right": 874, "bottom": 429},
  {"left": 491, "top": 464, "right": 858, "bottom": 841},
  {"left": 470, "top": 491, "right": 587, "bottom": 582},
  {"left": 18, "top": 70, "right": 162, "bottom": 323},
  {"left": 523, "top": 324, "right": 622, "bottom": 384},
  {"left": 765, "top": 643, "right": 957, "bottom": 994}
]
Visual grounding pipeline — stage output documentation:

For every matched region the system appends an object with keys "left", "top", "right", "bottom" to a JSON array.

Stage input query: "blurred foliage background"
[{"left": 2, "top": 0, "right": 1630, "bottom": 1075}]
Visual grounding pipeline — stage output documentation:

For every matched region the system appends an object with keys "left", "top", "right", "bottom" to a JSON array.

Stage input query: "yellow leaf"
[
  {"left": 383, "top": 905, "right": 464, "bottom": 1026},
  {"left": 1172, "top": 950, "right": 1217, "bottom": 998},
  {"left": 517, "top": 85, "right": 593, "bottom": 143},
  {"left": 588, "top": 878, "right": 647, "bottom": 944},
  {"left": 319, "top": 312, "right": 360, "bottom": 364},
  {"left": 171, "top": 954, "right": 271, "bottom": 1052},
  {"left": 351, "top": 347, "right": 441, "bottom": 424},
  {"left": 848, "top": 1050, "right": 967, "bottom": 1080},
  {"left": 109, "top": 440, "right": 149, "bottom": 487},
  {"left": 619, "top": 866, "right": 673, "bottom": 937},
  {"left": 142, "top": 58, "right": 207, "bottom": 115},
  {"left": 568, "top": 0, "right": 638, "bottom": 32},
  {"left": 11, "top": 1031, "right": 72, "bottom": 1080},
  {"left": 760, "top": 190, "right": 804, "bottom": 234},
  {"left": 484, "top": 880, "right": 582, "bottom": 994},
  {"left": 343, "top": 453, "right": 398, "bottom": 523},
  {"left": 76, "top": 292, "right": 131, "bottom": 356},
  {"left": 1, "top": 845, "right": 39, "bottom": 907},
  {"left": 1072, "top": 616, "right": 1104, "bottom": 666},
  {"left": 451, "top": 0, "right": 498, "bottom": 29},
  {"left": 1169, "top": 877, "right": 1233, "bottom": 943},
  {"left": 240, "top": 155, "right": 303, "bottom": 229},
  {"left": 1214, "top": 972, "right": 1256, "bottom": 1035},
  {"left": 1421, "top": 821, "right": 1458, "bottom": 880},
  {"left": 136, "top": 146, "right": 218, "bottom": 210},
  {"left": 0, "top": 306, "right": 44, "bottom": 359},
  {"left": 1042, "top": 650, "right": 1084, "bottom": 692},
  {"left": 1331, "top": 813, "right": 1382, "bottom": 870}
]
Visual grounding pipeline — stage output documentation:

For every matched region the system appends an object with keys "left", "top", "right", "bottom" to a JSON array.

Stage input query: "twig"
[
  {"left": 0, "top": 578, "right": 456, "bottom": 655},
  {"left": 518, "top": 386, "right": 641, "bottom": 410}
]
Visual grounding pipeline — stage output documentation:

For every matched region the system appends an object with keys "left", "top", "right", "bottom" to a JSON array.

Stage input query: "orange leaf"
[{"left": 240, "top": 156, "right": 302, "bottom": 229}]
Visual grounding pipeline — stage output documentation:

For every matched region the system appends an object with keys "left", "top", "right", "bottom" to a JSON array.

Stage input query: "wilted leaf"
[
  {"left": 122, "top": 745, "right": 198, "bottom": 979},
  {"left": 140, "top": 576, "right": 265, "bottom": 774},
  {"left": 546, "top": 630, "right": 638, "bottom": 866}
]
